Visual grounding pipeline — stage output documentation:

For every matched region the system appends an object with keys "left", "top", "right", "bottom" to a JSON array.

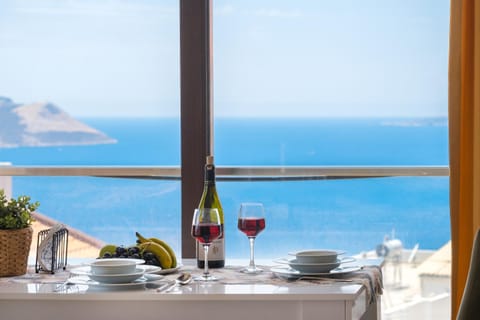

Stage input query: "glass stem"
[
  {"left": 249, "top": 237, "right": 256, "bottom": 269},
  {"left": 203, "top": 244, "right": 210, "bottom": 277}
]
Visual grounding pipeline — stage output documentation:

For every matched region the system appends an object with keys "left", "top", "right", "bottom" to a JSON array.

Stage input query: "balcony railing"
[{"left": 0, "top": 165, "right": 449, "bottom": 180}]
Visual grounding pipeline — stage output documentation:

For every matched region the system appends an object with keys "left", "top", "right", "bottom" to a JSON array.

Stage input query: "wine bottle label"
[{"left": 196, "top": 231, "right": 225, "bottom": 261}]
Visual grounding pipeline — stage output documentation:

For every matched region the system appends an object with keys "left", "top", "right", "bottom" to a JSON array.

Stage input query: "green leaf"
[{"left": 0, "top": 189, "right": 39, "bottom": 230}]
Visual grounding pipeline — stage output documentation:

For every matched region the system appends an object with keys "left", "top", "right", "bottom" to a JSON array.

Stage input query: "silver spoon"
[{"left": 158, "top": 272, "right": 192, "bottom": 292}]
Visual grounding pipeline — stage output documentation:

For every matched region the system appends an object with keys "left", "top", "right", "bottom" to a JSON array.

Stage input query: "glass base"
[
  {"left": 240, "top": 266, "right": 263, "bottom": 274},
  {"left": 193, "top": 274, "right": 221, "bottom": 282}
]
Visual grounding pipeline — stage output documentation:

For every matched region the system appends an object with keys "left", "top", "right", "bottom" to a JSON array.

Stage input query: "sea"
[{"left": 0, "top": 117, "right": 450, "bottom": 259}]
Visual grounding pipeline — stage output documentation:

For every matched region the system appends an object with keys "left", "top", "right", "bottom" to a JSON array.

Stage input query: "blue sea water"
[{"left": 0, "top": 117, "right": 450, "bottom": 258}]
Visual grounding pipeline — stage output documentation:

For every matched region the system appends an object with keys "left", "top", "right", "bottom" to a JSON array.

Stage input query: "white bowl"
[
  {"left": 287, "top": 259, "right": 341, "bottom": 273},
  {"left": 89, "top": 258, "right": 144, "bottom": 275},
  {"left": 88, "top": 269, "right": 145, "bottom": 284},
  {"left": 289, "top": 249, "right": 345, "bottom": 264}
]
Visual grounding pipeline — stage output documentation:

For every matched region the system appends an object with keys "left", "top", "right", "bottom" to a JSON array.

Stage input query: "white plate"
[
  {"left": 89, "top": 258, "right": 146, "bottom": 266},
  {"left": 287, "top": 249, "right": 346, "bottom": 263},
  {"left": 275, "top": 259, "right": 340, "bottom": 273},
  {"left": 288, "top": 249, "right": 346, "bottom": 257},
  {"left": 70, "top": 266, "right": 146, "bottom": 284},
  {"left": 145, "top": 264, "right": 182, "bottom": 275},
  {"left": 71, "top": 264, "right": 161, "bottom": 275},
  {"left": 71, "top": 263, "right": 178, "bottom": 280},
  {"left": 271, "top": 265, "right": 361, "bottom": 280},
  {"left": 88, "top": 258, "right": 145, "bottom": 275},
  {"left": 88, "top": 262, "right": 182, "bottom": 275},
  {"left": 274, "top": 257, "right": 355, "bottom": 273},
  {"left": 137, "top": 264, "right": 164, "bottom": 274},
  {"left": 67, "top": 276, "right": 154, "bottom": 290}
]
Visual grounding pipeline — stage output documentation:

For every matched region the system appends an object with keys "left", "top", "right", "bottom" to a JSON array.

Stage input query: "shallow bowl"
[
  {"left": 89, "top": 258, "right": 144, "bottom": 275},
  {"left": 88, "top": 268, "right": 145, "bottom": 284},
  {"left": 289, "top": 249, "right": 344, "bottom": 264},
  {"left": 287, "top": 259, "right": 341, "bottom": 273}
]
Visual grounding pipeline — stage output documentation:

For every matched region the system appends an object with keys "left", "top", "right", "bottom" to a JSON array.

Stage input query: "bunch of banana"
[
  {"left": 96, "top": 233, "right": 178, "bottom": 270},
  {"left": 135, "top": 232, "right": 177, "bottom": 269}
]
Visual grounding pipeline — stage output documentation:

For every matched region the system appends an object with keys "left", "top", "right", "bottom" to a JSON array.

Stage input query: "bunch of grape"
[
  {"left": 142, "top": 252, "right": 161, "bottom": 266},
  {"left": 101, "top": 245, "right": 160, "bottom": 265},
  {"left": 102, "top": 246, "right": 141, "bottom": 260}
]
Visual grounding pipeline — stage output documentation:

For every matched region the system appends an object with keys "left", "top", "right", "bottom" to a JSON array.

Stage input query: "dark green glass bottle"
[{"left": 196, "top": 156, "right": 225, "bottom": 268}]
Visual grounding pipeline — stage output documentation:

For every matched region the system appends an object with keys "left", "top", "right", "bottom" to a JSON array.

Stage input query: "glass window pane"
[
  {"left": 221, "top": 177, "right": 449, "bottom": 259},
  {"left": 214, "top": 1, "right": 448, "bottom": 121},
  {"left": 14, "top": 176, "right": 181, "bottom": 259},
  {"left": 0, "top": 118, "right": 180, "bottom": 165},
  {"left": 0, "top": 1, "right": 180, "bottom": 165},
  {"left": 216, "top": 118, "right": 448, "bottom": 166},
  {"left": 0, "top": 1, "right": 181, "bottom": 261},
  {"left": 220, "top": 176, "right": 450, "bottom": 319},
  {"left": 214, "top": 1, "right": 450, "bottom": 319}
]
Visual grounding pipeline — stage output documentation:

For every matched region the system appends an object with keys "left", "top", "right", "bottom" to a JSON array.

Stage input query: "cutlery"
[
  {"left": 53, "top": 281, "right": 75, "bottom": 292},
  {"left": 157, "top": 272, "right": 192, "bottom": 292}
]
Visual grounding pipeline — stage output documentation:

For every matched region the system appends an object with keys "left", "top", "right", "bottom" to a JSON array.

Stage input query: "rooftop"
[
  {"left": 416, "top": 241, "right": 451, "bottom": 277},
  {"left": 29, "top": 212, "right": 103, "bottom": 260}
]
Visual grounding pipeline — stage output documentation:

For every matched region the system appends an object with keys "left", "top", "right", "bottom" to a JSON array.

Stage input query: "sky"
[{"left": 0, "top": 0, "right": 450, "bottom": 118}]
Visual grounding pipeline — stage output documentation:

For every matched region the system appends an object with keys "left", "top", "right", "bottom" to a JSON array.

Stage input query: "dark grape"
[
  {"left": 128, "top": 247, "right": 140, "bottom": 254},
  {"left": 128, "top": 246, "right": 140, "bottom": 255},
  {"left": 98, "top": 245, "right": 143, "bottom": 260},
  {"left": 143, "top": 252, "right": 154, "bottom": 260},
  {"left": 150, "top": 256, "right": 160, "bottom": 266},
  {"left": 115, "top": 246, "right": 127, "bottom": 255}
]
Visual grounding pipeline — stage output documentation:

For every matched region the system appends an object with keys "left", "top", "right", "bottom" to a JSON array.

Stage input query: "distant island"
[
  {"left": 380, "top": 118, "right": 448, "bottom": 127},
  {"left": 0, "top": 97, "right": 116, "bottom": 147}
]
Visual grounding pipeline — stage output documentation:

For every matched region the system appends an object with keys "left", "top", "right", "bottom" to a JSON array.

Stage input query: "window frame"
[{"left": 0, "top": 0, "right": 450, "bottom": 260}]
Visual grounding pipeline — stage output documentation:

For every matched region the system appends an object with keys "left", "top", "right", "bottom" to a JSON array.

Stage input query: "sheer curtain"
[{"left": 449, "top": 0, "right": 480, "bottom": 318}]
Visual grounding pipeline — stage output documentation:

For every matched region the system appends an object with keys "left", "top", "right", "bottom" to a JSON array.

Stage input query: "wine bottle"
[{"left": 197, "top": 155, "right": 225, "bottom": 268}]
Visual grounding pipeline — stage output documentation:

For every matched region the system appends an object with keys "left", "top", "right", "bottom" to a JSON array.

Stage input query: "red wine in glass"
[
  {"left": 192, "top": 224, "right": 222, "bottom": 244},
  {"left": 191, "top": 208, "right": 222, "bottom": 281},
  {"left": 238, "top": 218, "right": 266, "bottom": 237},
  {"left": 237, "top": 203, "right": 266, "bottom": 274}
]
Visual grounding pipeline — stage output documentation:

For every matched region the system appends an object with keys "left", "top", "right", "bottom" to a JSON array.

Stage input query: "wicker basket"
[{"left": 0, "top": 226, "right": 33, "bottom": 277}]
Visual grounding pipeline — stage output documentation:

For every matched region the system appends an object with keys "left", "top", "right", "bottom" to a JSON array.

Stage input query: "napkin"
[{"left": 329, "top": 265, "right": 383, "bottom": 304}]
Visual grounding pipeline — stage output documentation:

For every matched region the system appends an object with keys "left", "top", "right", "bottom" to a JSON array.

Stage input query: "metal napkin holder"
[{"left": 35, "top": 226, "right": 69, "bottom": 274}]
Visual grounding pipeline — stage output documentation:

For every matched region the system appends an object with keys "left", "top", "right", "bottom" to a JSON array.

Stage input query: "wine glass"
[
  {"left": 191, "top": 208, "right": 223, "bottom": 281},
  {"left": 237, "top": 202, "right": 266, "bottom": 274}
]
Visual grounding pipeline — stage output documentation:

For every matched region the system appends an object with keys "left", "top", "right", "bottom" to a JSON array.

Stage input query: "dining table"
[{"left": 0, "top": 258, "right": 383, "bottom": 320}]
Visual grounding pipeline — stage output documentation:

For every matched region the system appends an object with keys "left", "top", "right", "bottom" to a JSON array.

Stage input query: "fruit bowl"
[{"left": 89, "top": 258, "right": 144, "bottom": 275}]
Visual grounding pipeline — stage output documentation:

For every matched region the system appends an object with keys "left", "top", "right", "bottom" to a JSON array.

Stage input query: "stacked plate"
[
  {"left": 273, "top": 249, "right": 358, "bottom": 278},
  {"left": 69, "top": 258, "right": 160, "bottom": 287}
]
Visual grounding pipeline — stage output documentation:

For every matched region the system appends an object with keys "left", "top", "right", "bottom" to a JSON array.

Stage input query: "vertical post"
[
  {"left": 180, "top": 0, "right": 213, "bottom": 258},
  {"left": 0, "top": 162, "right": 12, "bottom": 198}
]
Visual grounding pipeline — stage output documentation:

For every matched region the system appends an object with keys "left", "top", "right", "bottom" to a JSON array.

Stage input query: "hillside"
[{"left": 0, "top": 97, "right": 116, "bottom": 147}]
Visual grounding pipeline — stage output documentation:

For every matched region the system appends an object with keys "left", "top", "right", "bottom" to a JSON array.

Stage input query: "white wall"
[{"left": 0, "top": 162, "right": 12, "bottom": 198}]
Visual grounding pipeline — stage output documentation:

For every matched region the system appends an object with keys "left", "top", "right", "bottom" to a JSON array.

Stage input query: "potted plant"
[{"left": 0, "top": 189, "right": 39, "bottom": 276}]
